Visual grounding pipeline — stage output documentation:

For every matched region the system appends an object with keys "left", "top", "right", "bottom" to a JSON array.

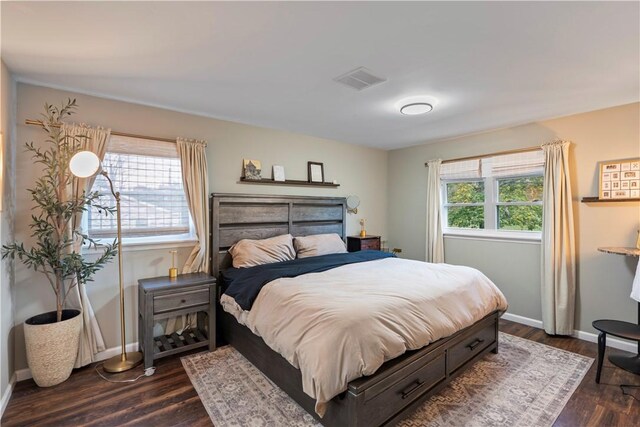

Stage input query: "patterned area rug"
[{"left": 181, "top": 333, "right": 592, "bottom": 427}]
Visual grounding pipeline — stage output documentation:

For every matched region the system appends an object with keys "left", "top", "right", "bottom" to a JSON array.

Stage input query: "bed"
[{"left": 209, "top": 193, "right": 506, "bottom": 427}]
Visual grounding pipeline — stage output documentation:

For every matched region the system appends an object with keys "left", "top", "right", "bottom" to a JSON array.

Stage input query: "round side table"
[{"left": 592, "top": 247, "right": 640, "bottom": 383}]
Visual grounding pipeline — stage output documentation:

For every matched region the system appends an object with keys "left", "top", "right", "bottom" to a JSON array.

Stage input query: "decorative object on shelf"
[
  {"left": 69, "top": 149, "right": 143, "bottom": 373},
  {"left": 1, "top": 100, "right": 117, "bottom": 386},
  {"left": 169, "top": 250, "right": 178, "bottom": 278},
  {"left": 308, "top": 161, "right": 324, "bottom": 183},
  {"left": 599, "top": 158, "right": 640, "bottom": 200},
  {"left": 346, "top": 195, "right": 360, "bottom": 214},
  {"left": 359, "top": 218, "right": 366, "bottom": 237},
  {"left": 242, "top": 159, "right": 262, "bottom": 180},
  {"left": 272, "top": 165, "right": 286, "bottom": 182}
]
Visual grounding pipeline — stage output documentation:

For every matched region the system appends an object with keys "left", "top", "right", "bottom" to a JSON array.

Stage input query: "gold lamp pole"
[{"left": 69, "top": 151, "right": 143, "bottom": 372}]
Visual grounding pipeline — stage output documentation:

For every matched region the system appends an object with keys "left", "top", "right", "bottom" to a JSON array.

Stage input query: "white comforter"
[{"left": 220, "top": 257, "right": 508, "bottom": 416}]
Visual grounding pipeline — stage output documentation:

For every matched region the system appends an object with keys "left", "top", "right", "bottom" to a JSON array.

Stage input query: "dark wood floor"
[{"left": 2, "top": 319, "right": 639, "bottom": 426}]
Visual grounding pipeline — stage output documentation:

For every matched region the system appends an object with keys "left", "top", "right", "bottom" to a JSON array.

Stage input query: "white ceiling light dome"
[{"left": 400, "top": 102, "right": 433, "bottom": 115}]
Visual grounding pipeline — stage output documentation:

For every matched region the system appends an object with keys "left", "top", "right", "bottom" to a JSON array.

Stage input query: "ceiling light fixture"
[{"left": 400, "top": 102, "right": 433, "bottom": 115}]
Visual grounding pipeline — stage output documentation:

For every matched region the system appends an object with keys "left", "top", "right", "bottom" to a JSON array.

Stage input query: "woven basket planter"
[{"left": 24, "top": 309, "right": 82, "bottom": 387}]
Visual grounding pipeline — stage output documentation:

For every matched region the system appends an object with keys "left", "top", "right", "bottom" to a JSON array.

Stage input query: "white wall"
[
  {"left": 13, "top": 83, "right": 388, "bottom": 371},
  {"left": 388, "top": 103, "right": 640, "bottom": 334},
  {"left": 0, "top": 60, "right": 16, "bottom": 406}
]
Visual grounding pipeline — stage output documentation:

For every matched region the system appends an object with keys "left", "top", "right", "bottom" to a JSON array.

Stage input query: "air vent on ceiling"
[{"left": 333, "top": 67, "right": 387, "bottom": 91}]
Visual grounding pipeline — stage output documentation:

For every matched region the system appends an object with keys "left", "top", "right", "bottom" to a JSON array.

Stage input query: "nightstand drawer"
[
  {"left": 153, "top": 287, "right": 209, "bottom": 314},
  {"left": 347, "top": 235, "right": 381, "bottom": 252},
  {"left": 360, "top": 239, "right": 381, "bottom": 250}
]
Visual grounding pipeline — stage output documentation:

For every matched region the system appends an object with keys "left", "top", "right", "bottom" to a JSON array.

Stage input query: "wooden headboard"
[{"left": 209, "top": 193, "right": 346, "bottom": 278}]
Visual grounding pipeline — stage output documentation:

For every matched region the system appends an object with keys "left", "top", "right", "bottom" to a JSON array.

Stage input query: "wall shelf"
[
  {"left": 238, "top": 177, "right": 340, "bottom": 188},
  {"left": 581, "top": 196, "right": 640, "bottom": 203}
]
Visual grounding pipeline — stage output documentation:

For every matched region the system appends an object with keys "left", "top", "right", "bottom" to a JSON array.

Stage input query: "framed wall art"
[
  {"left": 273, "top": 165, "right": 286, "bottom": 182},
  {"left": 308, "top": 161, "right": 324, "bottom": 183},
  {"left": 242, "top": 159, "right": 262, "bottom": 180},
  {"left": 599, "top": 158, "right": 640, "bottom": 199}
]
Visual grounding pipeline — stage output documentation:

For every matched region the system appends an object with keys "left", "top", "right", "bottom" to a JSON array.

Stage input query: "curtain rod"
[
  {"left": 424, "top": 146, "right": 541, "bottom": 166},
  {"left": 24, "top": 119, "right": 177, "bottom": 144}
]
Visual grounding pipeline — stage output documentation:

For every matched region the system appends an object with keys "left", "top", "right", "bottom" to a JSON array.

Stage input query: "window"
[
  {"left": 441, "top": 150, "right": 544, "bottom": 237},
  {"left": 87, "top": 136, "right": 193, "bottom": 242},
  {"left": 444, "top": 181, "right": 485, "bottom": 229},
  {"left": 496, "top": 176, "right": 543, "bottom": 231}
]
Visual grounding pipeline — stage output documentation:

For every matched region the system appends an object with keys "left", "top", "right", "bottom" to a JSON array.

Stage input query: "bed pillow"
[
  {"left": 294, "top": 233, "right": 347, "bottom": 258},
  {"left": 229, "top": 234, "right": 296, "bottom": 268}
]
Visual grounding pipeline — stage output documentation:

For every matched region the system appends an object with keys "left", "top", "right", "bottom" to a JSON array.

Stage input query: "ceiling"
[{"left": 2, "top": 1, "right": 638, "bottom": 150}]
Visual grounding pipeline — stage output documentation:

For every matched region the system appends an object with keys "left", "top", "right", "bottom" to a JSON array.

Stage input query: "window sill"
[
  {"left": 82, "top": 236, "right": 198, "bottom": 254},
  {"left": 443, "top": 228, "right": 541, "bottom": 244}
]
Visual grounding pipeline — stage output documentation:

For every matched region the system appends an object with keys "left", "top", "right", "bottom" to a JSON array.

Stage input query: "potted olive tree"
[{"left": 2, "top": 100, "right": 117, "bottom": 387}]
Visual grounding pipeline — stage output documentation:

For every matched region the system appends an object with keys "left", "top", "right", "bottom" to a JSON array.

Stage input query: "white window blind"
[
  {"left": 441, "top": 150, "right": 544, "bottom": 180},
  {"left": 490, "top": 150, "right": 545, "bottom": 177},
  {"left": 88, "top": 136, "right": 192, "bottom": 239},
  {"left": 440, "top": 159, "right": 481, "bottom": 180}
]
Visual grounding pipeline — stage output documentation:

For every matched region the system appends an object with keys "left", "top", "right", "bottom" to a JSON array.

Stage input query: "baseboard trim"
[
  {"left": 14, "top": 342, "right": 140, "bottom": 382},
  {"left": 502, "top": 312, "right": 637, "bottom": 353},
  {"left": 573, "top": 329, "right": 637, "bottom": 354},
  {"left": 501, "top": 312, "right": 544, "bottom": 329},
  {"left": 0, "top": 373, "right": 17, "bottom": 418}
]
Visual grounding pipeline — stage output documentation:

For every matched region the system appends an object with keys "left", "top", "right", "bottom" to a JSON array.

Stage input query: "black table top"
[{"left": 592, "top": 319, "right": 640, "bottom": 341}]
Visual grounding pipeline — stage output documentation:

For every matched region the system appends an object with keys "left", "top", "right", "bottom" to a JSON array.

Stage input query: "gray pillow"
[
  {"left": 229, "top": 234, "right": 296, "bottom": 268},
  {"left": 294, "top": 233, "right": 347, "bottom": 258}
]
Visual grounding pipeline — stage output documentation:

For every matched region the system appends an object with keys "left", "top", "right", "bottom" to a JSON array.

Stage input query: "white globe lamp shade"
[{"left": 69, "top": 151, "right": 101, "bottom": 178}]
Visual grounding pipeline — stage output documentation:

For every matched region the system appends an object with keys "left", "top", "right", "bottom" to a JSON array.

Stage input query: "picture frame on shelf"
[
  {"left": 599, "top": 158, "right": 640, "bottom": 200},
  {"left": 273, "top": 165, "right": 286, "bottom": 182},
  {"left": 242, "top": 159, "right": 262, "bottom": 180},
  {"left": 308, "top": 161, "right": 324, "bottom": 183}
]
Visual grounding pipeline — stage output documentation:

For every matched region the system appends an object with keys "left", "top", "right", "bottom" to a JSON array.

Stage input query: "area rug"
[{"left": 181, "top": 333, "right": 593, "bottom": 427}]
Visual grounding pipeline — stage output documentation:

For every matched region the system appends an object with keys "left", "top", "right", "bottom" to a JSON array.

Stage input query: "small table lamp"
[{"left": 69, "top": 151, "right": 143, "bottom": 372}]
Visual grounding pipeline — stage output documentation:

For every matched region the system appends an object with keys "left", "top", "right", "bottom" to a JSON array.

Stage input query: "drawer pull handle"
[
  {"left": 467, "top": 338, "right": 485, "bottom": 351},
  {"left": 401, "top": 379, "right": 425, "bottom": 399}
]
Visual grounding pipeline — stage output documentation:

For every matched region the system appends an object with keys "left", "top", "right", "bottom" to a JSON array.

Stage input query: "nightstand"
[
  {"left": 138, "top": 273, "right": 216, "bottom": 369},
  {"left": 347, "top": 235, "right": 381, "bottom": 252}
]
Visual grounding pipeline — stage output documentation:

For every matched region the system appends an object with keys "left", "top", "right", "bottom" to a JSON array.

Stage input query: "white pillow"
[
  {"left": 229, "top": 234, "right": 296, "bottom": 268},
  {"left": 294, "top": 233, "right": 347, "bottom": 258}
]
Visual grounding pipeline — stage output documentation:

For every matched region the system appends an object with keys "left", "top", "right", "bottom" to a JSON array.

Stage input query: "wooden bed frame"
[{"left": 209, "top": 193, "right": 500, "bottom": 427}]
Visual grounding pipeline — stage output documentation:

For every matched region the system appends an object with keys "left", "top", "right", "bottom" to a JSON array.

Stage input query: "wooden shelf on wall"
[
  {"left": 581, "top": 196, "right": 640, "bottom": 203},
  {"left": 238, "top": 177, "right": 340, "bottom": 188}
]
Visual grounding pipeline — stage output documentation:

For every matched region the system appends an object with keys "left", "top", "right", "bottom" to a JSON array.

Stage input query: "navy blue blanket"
[{"left": 223, "top": 250, "right": 395, "bottom": 311}]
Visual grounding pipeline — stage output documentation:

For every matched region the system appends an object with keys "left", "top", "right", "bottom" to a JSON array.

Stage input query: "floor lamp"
[{"left": 69, "top": 151, "right": 143, "bottom": 372}]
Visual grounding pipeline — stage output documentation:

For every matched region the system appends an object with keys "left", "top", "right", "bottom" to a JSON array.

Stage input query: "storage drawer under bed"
[
  {"left": 345, "top": 313, "right": 498, "bottom": 426},
  {"left": 362, "top": 352, "right": 446, "bottom": 424},
  {"left": 448, "top": 321, "right": 496, "bottom": 373}
]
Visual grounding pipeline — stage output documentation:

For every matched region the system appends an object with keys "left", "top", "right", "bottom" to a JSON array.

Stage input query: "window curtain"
[
  {"left": 541, "top": 140, "right": 576, "bottom": 335},
  {"left": 176, "top": 138, "right": 210, "bottom": 273},
  {"left": 164, "top": 138, "right": 209, "bottom": 336},
  {"left": 426, "top": 159, "right": 444, "bottom": 263},
  {"left": 61, "top": 123, "right": 110, "bottom": 367}
]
